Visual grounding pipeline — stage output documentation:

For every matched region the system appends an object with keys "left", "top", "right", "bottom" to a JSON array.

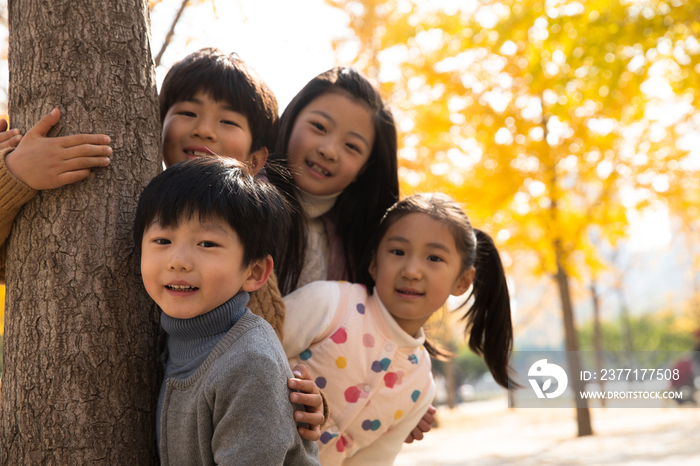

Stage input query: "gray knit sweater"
[{"left": 158, "top": 293, "right": 320, "bottom": 465}]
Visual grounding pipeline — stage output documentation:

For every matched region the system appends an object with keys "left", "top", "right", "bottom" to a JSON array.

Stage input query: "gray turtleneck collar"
[
  {"left": 161, "top": 291, "right": 249, "bottom": 367},
  {"left": 157, "top": 291, "right": 249, "bottom": 448}
]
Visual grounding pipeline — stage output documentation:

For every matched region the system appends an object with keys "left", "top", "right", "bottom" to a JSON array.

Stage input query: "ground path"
[{"left": 395, "top": 397, "right": 700, "bottom": 465}]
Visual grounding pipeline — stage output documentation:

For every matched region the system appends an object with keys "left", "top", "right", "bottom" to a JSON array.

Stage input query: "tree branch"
[{"left": 154, "top": 0, "right": 189, "bottom": 67}]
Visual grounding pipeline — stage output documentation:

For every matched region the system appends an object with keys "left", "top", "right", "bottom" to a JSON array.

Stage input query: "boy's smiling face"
[
  {"left": 141, "top": 215, "right": 256, "bottom": 319},
  {"left": 161, "top": 91, "right": 268, "bottom": 174}
]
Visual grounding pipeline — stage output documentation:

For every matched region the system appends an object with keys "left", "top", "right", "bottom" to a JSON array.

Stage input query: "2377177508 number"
[{"left": 593, "top": 368, "right": 680, "bottom": 381}]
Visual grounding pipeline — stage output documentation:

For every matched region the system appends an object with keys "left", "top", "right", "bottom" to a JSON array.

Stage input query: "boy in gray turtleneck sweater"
[{"left": 133, "top": 157, "right": 320, "bottom": 465}]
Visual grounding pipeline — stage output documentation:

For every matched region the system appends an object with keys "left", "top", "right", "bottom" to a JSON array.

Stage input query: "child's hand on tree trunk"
[
  {"left": 4, "top": 108, "right": 112, "bottom": 190},
  {"left": 0, "top": 119, "right": 22, "bottom": 151}
]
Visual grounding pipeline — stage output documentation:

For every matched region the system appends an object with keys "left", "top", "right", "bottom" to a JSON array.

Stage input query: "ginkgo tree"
[{"left": 327, "top": 0, "right": 700, "bottom": 436}]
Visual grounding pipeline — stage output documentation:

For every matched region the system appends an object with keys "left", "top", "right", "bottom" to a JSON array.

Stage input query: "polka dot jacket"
[{"left": 284, "top": 281, "right": 436, "bottom": 466}]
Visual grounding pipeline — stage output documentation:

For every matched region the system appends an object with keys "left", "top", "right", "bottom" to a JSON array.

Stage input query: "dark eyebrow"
[
  {"left": 309, "top": 110, "right": 370, "bottom": 147},
  {"left": 221, "top": 104, "right": 241, "bottom": 113},
  {"left": 197, "top": 220, "right": 235, "bottom": 236},
  {"left": 426, "top": 242, "right": 452, "bottom": 253},
  {"left": 310, "top": 110, "right": 334, "bottom": 123},
  {"left": 385, "top": 235, "right": 408, "bottom": 244},
  {"left": 385, "top": 235, "right": 451, "bottom": 253},
  {"left": 183, "top": 97, "right": 240, "bottom": 114}
]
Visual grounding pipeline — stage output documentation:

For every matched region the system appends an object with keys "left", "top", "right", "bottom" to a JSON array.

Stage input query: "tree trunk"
[
  {"left": 615, "top": 285, "right": 635, "bottom": 353},
  {"left": 611, "top": 248, "right": 635, "bottom": 355},
  {"left": 554, "top": 245, "right": 593, "bottom": 437},
  {"left": 444, "top": 358, "right": 457, "bottom": 409},
  {"left": 590, "top": 279, "right": 606, "bottom": 407},
  {"left": 1, "top": 1, "right": 162, "bottom": 463}
]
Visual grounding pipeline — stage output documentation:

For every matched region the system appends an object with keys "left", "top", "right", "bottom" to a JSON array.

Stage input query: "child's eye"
[
  {"left": 346, "top": 143, "right": 361, "bottom": 153},
  {"left": 199, "top": 241, "right": 219, "bottom": 248},
  {"left": 153, "top": 238, "right": 171, "bottom": 245},
  {"left": 427, "top": 255, "right": 443, "bottom": 262},
  {"left": 222, "top": 120, "right": 240, "bottom": 128},
  {"left": 389, "top": 249, "right": 404, "bottom": 256},
  {"left": 178, "top": 111, "right": 196, "bottom": 117},
  {"left": 311, "top": 122, "right": 326, "bottom": 132}
]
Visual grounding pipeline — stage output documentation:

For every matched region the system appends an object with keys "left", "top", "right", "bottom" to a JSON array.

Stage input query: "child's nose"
[
  {"left": 401, "top": 258, "right": 422, "bottom": 280},
  {"left": 192, "top": 119, "right": 217, "bottom": 141},
  {"left": 167, "top": 250, "right": 193, "bottom": 271},
  {"left": 318, "top": 139, "right": 338, "bottom": 161}
]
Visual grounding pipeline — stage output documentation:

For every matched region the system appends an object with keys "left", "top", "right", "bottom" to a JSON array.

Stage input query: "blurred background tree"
[{"left": 326, "top": 0, "right": 700, "bottom": 436}]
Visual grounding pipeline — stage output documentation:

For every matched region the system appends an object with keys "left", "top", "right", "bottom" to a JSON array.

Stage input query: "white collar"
[
  {"left": 373, "top": 287, "right": 426, "bottom": 348},
  {"left": 297, "top": 189, "right": 342, "bottom": 219}
]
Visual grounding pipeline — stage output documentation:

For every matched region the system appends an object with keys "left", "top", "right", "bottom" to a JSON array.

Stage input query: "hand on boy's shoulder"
[
  {"left": 4, "top": 108, "right": 112, "bottom": 191},
  {"left": 288, "top": 363, "right": 326, "bottom": 442}
]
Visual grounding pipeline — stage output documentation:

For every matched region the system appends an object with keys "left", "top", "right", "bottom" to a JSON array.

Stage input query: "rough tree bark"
[{"left": 1, "top": 0, "right": 162, "bottom": 463}]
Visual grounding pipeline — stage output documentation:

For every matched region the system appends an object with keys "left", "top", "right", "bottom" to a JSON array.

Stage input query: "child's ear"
[
  {"left": 451, "top": 266, "right": 475, "bottom": 297},
  {"left": 241, "top": 255, "right": 274, "bottom": 292},
  {"left": 247, "top": 147, "right": 268, "bottom": 176},
  {"left": 368, "top": 255, "right": 378, "bottom": 282}
]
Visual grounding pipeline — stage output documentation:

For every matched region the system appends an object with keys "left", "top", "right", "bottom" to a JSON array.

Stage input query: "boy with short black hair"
[
  {"left": 134, "top": 156, "right": 319, "bottom": 465},
  {"left": 158, "top": 47, "right": 278, "bottom": 173}
]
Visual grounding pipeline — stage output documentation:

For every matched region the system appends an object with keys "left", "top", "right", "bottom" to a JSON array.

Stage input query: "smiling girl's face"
[
  {"left": 286, "top": 92, "right": 375, "bottom": 196},
  {"left": 369, "top": 212, "right": 474, "bottom": 337}
]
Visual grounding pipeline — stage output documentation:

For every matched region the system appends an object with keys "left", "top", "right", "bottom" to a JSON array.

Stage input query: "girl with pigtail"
[{"left": 282, "top": 193, "right": 514, "bottom": 465}]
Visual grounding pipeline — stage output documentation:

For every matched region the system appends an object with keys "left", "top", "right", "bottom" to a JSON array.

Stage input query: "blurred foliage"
[
  {"left": 327, "top": 0, "right": 700, "bottom": 282},
  {"left": 424, "top": 302, "right": 491, "bottom": 386},
  {"left": 578, "top": 308, "right": 696, "bottom": 352},
  {"left": 432, "top": 346, "right": 490, "bottom": 385},
  {"left": 327, "top": 2, "right": 700, "bottom": 394},
  {"left": 454, "top": 345, "right": 490, "bottom": 382}
]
